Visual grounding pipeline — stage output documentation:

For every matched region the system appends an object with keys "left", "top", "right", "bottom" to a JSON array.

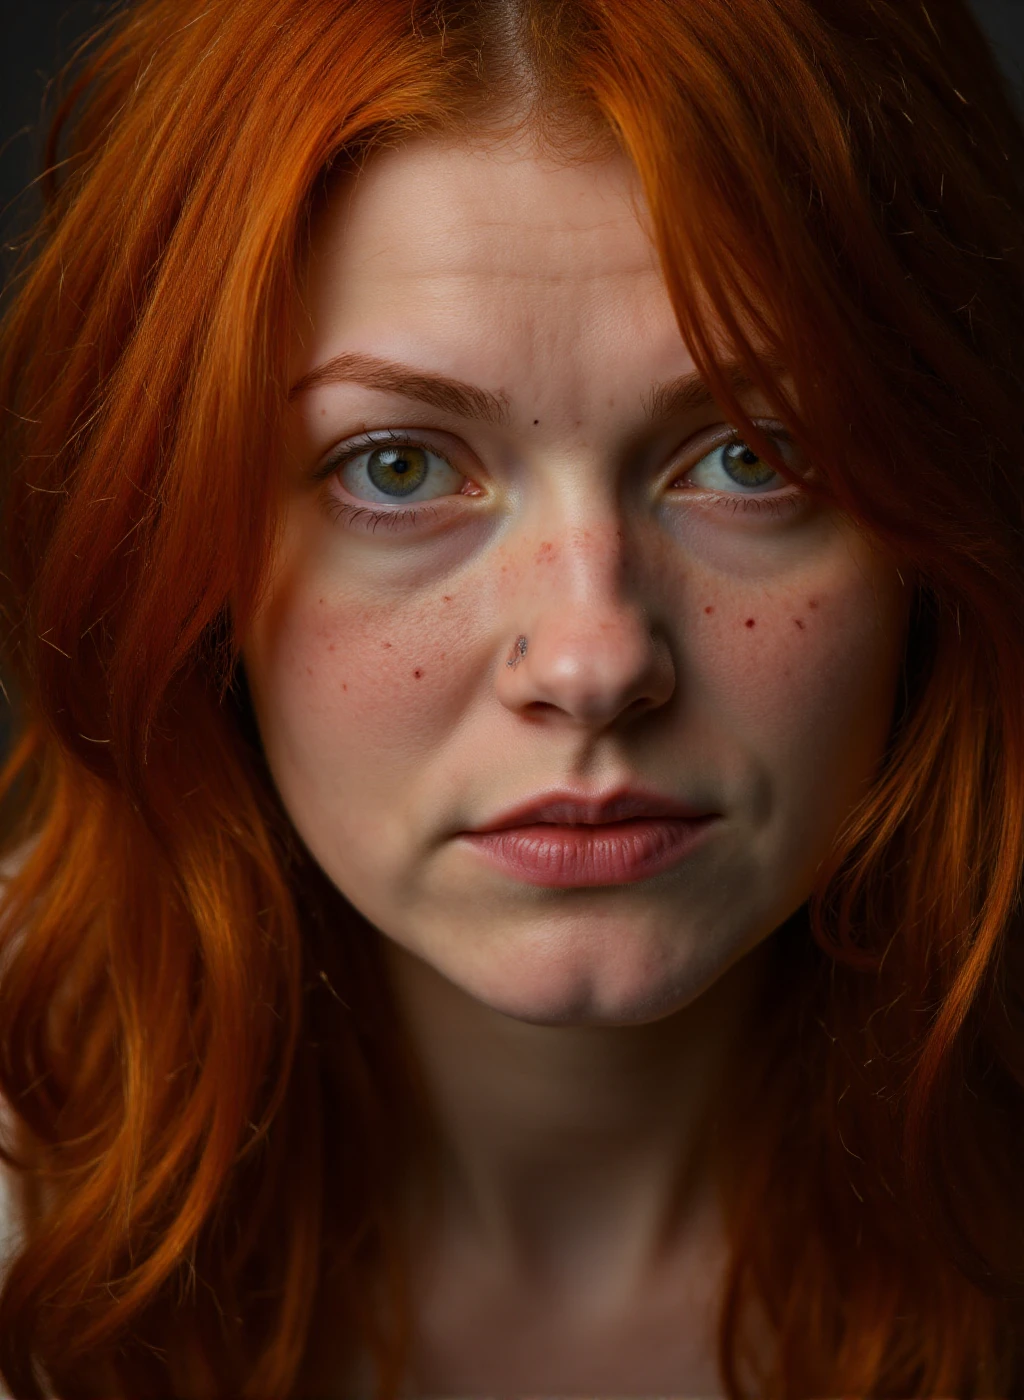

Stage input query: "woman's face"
[{"left": 243, "top": 134, "right": 912, "bottom": 1027}]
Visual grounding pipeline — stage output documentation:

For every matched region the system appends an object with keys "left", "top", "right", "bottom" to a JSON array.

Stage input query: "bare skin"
[{"left": 243, "top": 132, "right": 914, "bottom": 1394}]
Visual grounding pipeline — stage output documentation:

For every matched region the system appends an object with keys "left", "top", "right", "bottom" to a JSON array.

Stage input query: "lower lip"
[{"left": 459, "top": 817, "right": 719, "bottom": 888}]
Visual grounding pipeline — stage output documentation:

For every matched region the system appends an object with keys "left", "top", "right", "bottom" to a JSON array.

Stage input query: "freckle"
[
  {"left": 745, "top": 618, "right": 756, "bottom": 628},
  {"left": 414, "top": 668, "right": 423, "bottom": 679},
  {"left": 382, "top": 642, "right": 392, "bottom": 649},
  {"left": 440, "top": 651, "right": 446, "bottom": 660},
  {"left": 704, "top": 605, "right": 714, "bottom": 615},
  {"left": 306, "top": 666, "right": 313, "bottom": 675},
  {"left": 442, "top": 595, "right": 452, "bottom": 602},
  {"left": 328, "top": 643, "right": 336, "bottom": 652},
  {"left": 794, "top": 618, "right": 806, "bottom": 630},
  {"left": 343, "top": 683, "right": 348, "bottom": 691},
  {"left": 808, "top": 598, "right": 819, "bottom": 610},
  {"left": 533, "top": 419, "right": 540, "bottom": 426}
]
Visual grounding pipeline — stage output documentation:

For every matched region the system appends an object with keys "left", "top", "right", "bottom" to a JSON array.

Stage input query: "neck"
[{"left": 381, "top": 933, "right": 772, "bottom": 1312}]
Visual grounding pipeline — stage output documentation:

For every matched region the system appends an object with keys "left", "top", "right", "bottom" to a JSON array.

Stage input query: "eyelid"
[
  {"left": 676, "top": 419, "right": 802, "bottom": 475},
  {"left": 314, "top": 418, "right": 809, "bottom": 529},
  {"left": 312, "top": 426, "right": 472, "bottom": 481},
  {"left": 315, "top": 419, "right": 800, "bottom": 480}
]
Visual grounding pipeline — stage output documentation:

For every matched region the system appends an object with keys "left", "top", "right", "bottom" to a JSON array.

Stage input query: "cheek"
[
  {"left": 244, "top": 562, "right": 473, "bottom": 787},
  {"left": 695, "top": 561, "right": 906, "bottom": 816}
]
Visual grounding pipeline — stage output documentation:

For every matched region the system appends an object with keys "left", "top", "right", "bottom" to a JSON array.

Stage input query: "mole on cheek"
[
  {"left": 414, "top": 669, "right": 423, "bottom": 679},
  {"left": 704, "top": 606, "right": 715, "bottom": 615},
  {"left": 745, "top": 618, "right": 756, "bottom": 628}
]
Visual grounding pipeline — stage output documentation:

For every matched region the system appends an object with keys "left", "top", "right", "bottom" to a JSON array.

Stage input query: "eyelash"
[{"left": 315, "top": 428, "right": 805, "bottom": 533}]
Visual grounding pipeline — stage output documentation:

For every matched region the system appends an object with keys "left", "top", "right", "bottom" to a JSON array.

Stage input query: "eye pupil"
[
  {"left": 368, "top": 445, "right": 429, "bottom": 496},
  {"left": 722, "top": 439, "right": 777, "bottom": 489},
  {"left": 379, "top": 447, "right": 412, "bottom": 473},
  {"left": 725, "top": 442, "right": 760, "bottom": 467}
]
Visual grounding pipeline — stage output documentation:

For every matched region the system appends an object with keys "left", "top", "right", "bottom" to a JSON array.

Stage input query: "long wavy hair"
[{"left": 1, "top": 0, "right": 1024, "bottom": 1394}]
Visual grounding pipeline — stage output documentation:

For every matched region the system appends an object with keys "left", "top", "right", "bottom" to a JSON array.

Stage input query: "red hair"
[{"left": 2, "top": 0, "right": 1024, "bottom": 1393}]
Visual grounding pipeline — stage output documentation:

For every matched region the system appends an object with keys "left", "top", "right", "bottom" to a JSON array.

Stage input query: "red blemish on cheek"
[
  {"left": 704, "top": 606, "right": 715, "bottom": 615},
  {"left": 808, "top": 599, "right": 820, "bottom": 610},
  {"left": 414, "top": 669, "right": 423, "bottom": 679},
  {"left": 794, "top": 618, "right": 806, "bottom": 630},
  {"left": 306, "top": 666, "right": 313, "bottom": 676},
  {"left": 343, "top": 684, "right": 348, "bottom": 692},
  {"left": 745, "top": 618, "right": 756, "bottom": 628},
  {"left": 328, "top": 643, "right": 336, "bottom": 652},
  {"left": 442, "top": 595, "right": 452, "bottom": 603},
  {"left": 536, "top": 541, "right": 555, "bottom": 564},
  {"left": 382, "top": 642, "right": 392, "bottom": 650}
]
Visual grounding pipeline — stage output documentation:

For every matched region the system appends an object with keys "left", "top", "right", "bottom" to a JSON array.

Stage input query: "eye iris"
[
  {"left": 722, "top": 440, "right": 778, "bottom": 489},
  {"left": 367, "top": 445, "right": 429, "bottom": 497}
]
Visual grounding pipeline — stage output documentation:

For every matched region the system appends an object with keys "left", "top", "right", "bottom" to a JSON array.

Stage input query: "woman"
[{"left": 0, "top": 0, "right": 1022, "bottom": 1395}]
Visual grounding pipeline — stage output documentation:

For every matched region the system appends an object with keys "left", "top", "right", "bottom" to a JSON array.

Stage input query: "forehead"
[
  {"left": 298, "top": 135, "right": 688, "bottom": 397},
  {"left": 308, "top": 134, "right": 659, "bottom": 280}
]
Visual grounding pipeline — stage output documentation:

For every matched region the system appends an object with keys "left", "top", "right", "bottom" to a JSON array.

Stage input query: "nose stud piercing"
[{"left": 506, "top": 635, "right": 528, "bottom": 669}]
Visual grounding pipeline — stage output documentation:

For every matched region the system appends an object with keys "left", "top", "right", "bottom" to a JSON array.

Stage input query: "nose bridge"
[
  {"left": 521, "top": 503, "right": 638, "bottom": 620},
  {"left": 497, "top": 499, "right": 673, "bottom": 727}
]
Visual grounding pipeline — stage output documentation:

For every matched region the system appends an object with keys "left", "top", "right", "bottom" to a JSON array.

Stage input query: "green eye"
[
  {"left": 718, "top": 440, "right": 779, "bottom": 489},
  {"left": 365, "top": 445, "right": 430, "bottom": 498}
]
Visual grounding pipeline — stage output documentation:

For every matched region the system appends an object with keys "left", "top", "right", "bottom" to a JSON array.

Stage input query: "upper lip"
[{"left": 468, "top": 786, "right": 716, "bottom": 833}]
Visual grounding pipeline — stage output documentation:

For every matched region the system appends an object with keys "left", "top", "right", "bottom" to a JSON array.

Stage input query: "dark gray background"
[{"left": 0, "top": 0, "right": 1022, "bottom": 753}]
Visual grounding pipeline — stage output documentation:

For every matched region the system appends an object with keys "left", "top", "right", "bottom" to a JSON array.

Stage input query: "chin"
[{"left": 454, "top": 950, "right": 730, "bottom": 1028}]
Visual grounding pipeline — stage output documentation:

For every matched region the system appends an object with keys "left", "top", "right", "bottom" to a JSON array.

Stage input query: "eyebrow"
[
  {"left": 642, "top": 360, "right": 784, "bottom": 422},
  {"left": 289, "top": 350, "right": 784, "bottom": 425},
  {"left": 289, "top": 351, "right": 511, "bottom": 424}
]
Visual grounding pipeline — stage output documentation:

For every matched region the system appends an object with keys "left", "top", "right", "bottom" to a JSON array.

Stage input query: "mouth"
[
  {"left": 470, "top": 787, "right": 716, "bottom": 834},
  {"left": 459, "top": 813, "right": 719, "bottom": 888}
]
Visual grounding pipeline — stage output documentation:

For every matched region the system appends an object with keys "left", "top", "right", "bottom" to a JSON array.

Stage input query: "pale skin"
[{"left": 242, "top": 132, "right": 914, "bottom": 1394}]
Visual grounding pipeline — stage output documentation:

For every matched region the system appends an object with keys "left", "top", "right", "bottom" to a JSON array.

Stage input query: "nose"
[{"left": 495, "top": 521, "right": 676, "bottom": 729}]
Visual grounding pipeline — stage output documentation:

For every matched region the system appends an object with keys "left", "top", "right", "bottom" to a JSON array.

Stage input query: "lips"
[{"left": 469, "top": 787, "right": 715, "bottom": 833}]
